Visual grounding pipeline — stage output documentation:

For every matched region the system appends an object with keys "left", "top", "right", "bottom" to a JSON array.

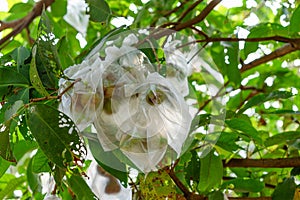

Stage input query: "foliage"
[{"left": 1, "top": 0, "right": 300, "bottom": 199}]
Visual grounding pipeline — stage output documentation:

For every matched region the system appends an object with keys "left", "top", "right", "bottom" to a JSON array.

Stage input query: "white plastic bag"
[{"left": 59, "top": 53, "right": 104, "bottom": 131}]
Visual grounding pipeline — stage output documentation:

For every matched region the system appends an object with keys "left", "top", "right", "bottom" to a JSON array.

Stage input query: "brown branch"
[
  {"left": 178, "top": 36, "right": 295, "bottom": 48},
  {"left": 177, "top": 0, "right": 204, "bottom": 22},
  {"left": 30, "top": 95, "right": 58, "bottom": 102},
  {"left": 30, "top": 78, "right": 81, "bottom": 102},
  {"left": 240, "top": 43, "right": 300, "bottom": 73},
  {"left": 153, "top": 0, "right": 189, "bottom": 27},
  {"left": 173, "top": 0, "right": 221, "bottom": 31},
  {"left": 162, "top": 0, "right": 189, "bottom": 17},
  {"left": 167, "top": 169, "right": 192, "bottom": 198},
  {"left": 177, "top": 37, "right": 300, "bottom": 73},
  {"left": 190, "top": 26, "right": 209, "bottom": 39},
  {"left": 166, "top": 167, "right": 205, "bottom": 200},
  {"left": 223, "top": 157, "right": 300, "bottom": 168},
  {"left": 0, "top": 0, "right": 55, "bottom": 48},
  {"left": 152, "top": 0, "right": 221, "bottom": 40}
]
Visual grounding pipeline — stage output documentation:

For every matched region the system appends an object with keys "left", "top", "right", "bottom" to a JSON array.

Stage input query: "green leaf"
[
  {"left": 185, "top": 150, "right": 200, "bottom": 183},
  {"left": 244, "top": 23, "right": 288, "bottom": 58},
  {"left": 0, "top": 176, "right": 26, "bottom": 199},
  {"left": 226, "top": 118, "right": 261, "bottom": 143},
  {"left": 215, "top": 132, "right": 240, "bottom": 152},
  {"left": 243, "top": 41, "right": 258, "bottom": 61},
  {"left": 222, "top": 178, "right": 264, "bottom": 193},
  {"left": 85, "top": 0, "right": 111, "bottom": 22},
  {"left": 267, "top": 110, "right": 300, "bottom": 115},
  {"left": 51, "top": 0, "right": 67, "bottom": 17},
  {"left": 225, "top": 42, "right": 241, "bottom": 86},
  {"left": 9, "top": 2, "right": 33, "bottom": 14},
  {"left": 67, "top": 175, "right": 98, "bottom": 200},
  {"left": 31, "top": 149, "right": 51, "bottom": 173},
  {"left": 57, "top": 35, "right": 76, "bottom": 69},
  {"left": 53, "top": 166, "right": 66, "bottom": 188},
  {"left": 265, "top": 131, "right": 300, "bottom": 147},
  {"left": 26, "top": 104, "right": 86, "bottom": 169},
  {"left": 291, "top": 167, "right": 300, "bottom": 176},
  {"left": 35, "top": 11, "right": 62, "bottom": 89},
  {"left": 208, "top": 190, "right": 224, "bottom": 200},
  {"left": 198, "top": 151, "right": 223, "bottom": 193},
  {"left": 27, "top": 158, "right": 42, "bottom": 195},
  {"left": 0, "top": 157, "right": 11, "bottom": 178},
  {"left": 11, "top": 46, "right": 31, "bottom": 71},
  {"left": 18, "top": 114, "right": 32, "bottom": 141},
  {"left": 4, "top": 100, "right": 24, "bottom": 122},
  {"left": 7, "top": 87, "right": 29, "bottom": 104},
  {"left": 210, "top": 43, "right": 226, "bottom": 75},
  {"left": 30, "top": 45, "right": 50, "bottom": 96},
  {"left": 88, "top": 138, "right": 128, "bottom": 186},
  {"left": 0, "top": 67, "right": 29, "bottom": 88},
  {"left": 290, "top": 5, "right": 300, "bottom": 34},
  {"left": 272, "top": 177, "right": 297, "bottom": 200},
  {"left": 12, "top": 139, "right": 37, "bottom": 161},
  {"left": 0, "top": 121, "right": 16, "bottom": 163},
  {"left": 238, "top": 90, "right": 293, "bottom": 114}
]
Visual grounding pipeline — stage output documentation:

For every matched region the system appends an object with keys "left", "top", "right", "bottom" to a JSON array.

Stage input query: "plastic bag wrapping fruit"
[
  {"left": 94, "top": 72, "right": 192, "bottom": 172},
  {"left": 163, "top": 37, "right": 202, "bottom": 97},
  {"left": 59, "top": 53, "right": 104, "bottom": 131},
  {"left": 59, "top": 31, "right": 194, "bottom": 173}
]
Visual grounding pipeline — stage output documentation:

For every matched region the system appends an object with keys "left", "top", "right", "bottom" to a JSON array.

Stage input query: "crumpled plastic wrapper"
[
  {"left": 59, "top": 53, "right": 104, "bottom": 131},
  {"left": 59, "top": 32, "right": 194, "bottom": 173},
  {"left": 95, "top": 72, "right": 191, "bottom": 172},
  {"left": 163, "top": 38, "right": 201, "bottom": 97}
]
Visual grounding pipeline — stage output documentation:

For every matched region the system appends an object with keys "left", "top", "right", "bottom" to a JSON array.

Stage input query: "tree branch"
[
  {"left": 151, "top": 0, "right": 221, "bottom": 40},
  {"left": 162, "top": 0, "right": 189, "bottom": 17},
  {"left": 166, "top": 167, "right": 205, "bottom": 200},
  {"left": 0, "top": 0, "right": 55, "bottom": 48},
  {"left": 167, "top": 169, "right": 193, "bottom": 198},
  {"left": 224, "top": 157, "right": 300, "bottom": 168},
  {"left": 30, "top": 78, "right": 81, "bottom": 103},
  {"left": 177, "top": 0, "right": 204, "bottom": 22},
  {"left": 173, "top": 0, "right": 221, "bottom": 31},
  {"left": 178, "top": 36, "right": 295, "bottom": 48},
  {"left": 240, "top": 43, "right": 300, "bottom": 72}
]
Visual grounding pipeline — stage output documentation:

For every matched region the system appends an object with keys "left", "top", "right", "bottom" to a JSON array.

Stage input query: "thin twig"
[
  {"left": 167, "top": 168, "right": 194, "bottom": 199},
  {"left": 177, "top": 0, "right": 204, "bottom": 22},
  {"left": 30, "top": 78, "right": 81, "bottom": 102},
  {"left": 173, "top": 0, "right": 221, "bottom": 31},
  {"left": 190, "top": 26, "right": 209, "bottom": 39},
  {"left": 151, "top": 0, "right": 222, "bottom": 40},
  {"left": 223, "top": 157, "right": 300, "bottom": 168},
  {"left": 240, "top": 43, "right": 300, "bottom": 72},
  {"left": 177, "top": 36, "right": 297, "bottom": 49},
  {"left": 57, "top": 78, "right": 81, "bottom": 99},
  {"left": 0, "top": 0, "right": 55, "bottom": 48},
  {"left": 30, "top": 95, "right": 59, "bottom": 102},
  {"left": 162, "top": 0, "right": 189, "bottom": 17}
]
